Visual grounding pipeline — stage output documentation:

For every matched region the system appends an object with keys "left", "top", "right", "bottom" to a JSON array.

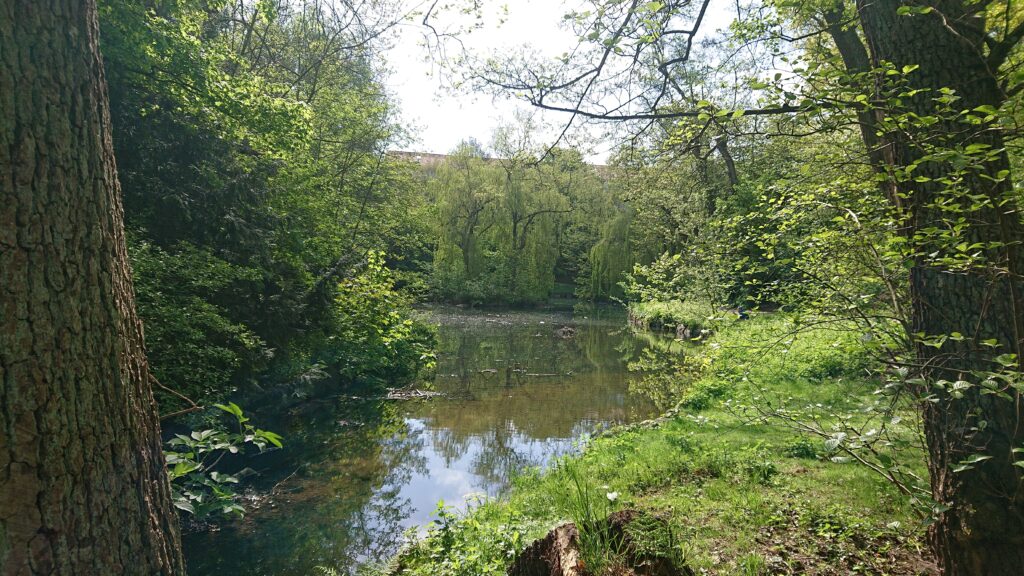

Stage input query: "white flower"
[{"left": 606, "top": 491, "right": 619, "bottom": 502}]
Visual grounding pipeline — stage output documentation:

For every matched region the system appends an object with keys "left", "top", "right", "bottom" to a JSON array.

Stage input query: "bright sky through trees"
[
  {"left": 384, "top": 0, "right": 580, "bottom": 156},
  {"left": 383, "top": 1, "right": 736, "bottom": 160}
]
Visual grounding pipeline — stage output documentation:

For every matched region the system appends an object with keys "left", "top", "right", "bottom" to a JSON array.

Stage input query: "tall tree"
[
  {"left": 0, "top": 1, "right": 185, "bottom": 573},
  {"left": 854, "top": 1, "right": 1024, "bottom": 571}
]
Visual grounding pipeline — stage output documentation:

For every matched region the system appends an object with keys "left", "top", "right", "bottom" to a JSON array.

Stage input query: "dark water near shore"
[{"left": 183, "top": 306, "right": 666, "bottom": 575}]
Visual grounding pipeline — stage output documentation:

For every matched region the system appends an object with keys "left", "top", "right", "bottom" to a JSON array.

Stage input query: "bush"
[
  {"left": 700, "top": 314, "right": 879, "bottom": 386},
  {"left": 130, "top": 239, "right": 265, "bottom": 409},
  {"left": 784, "top": 437, "right": 819, "bottom": 459},
  {"left": 628, "top": 300, "right": 726, "bottom": 334},
  {"left": 680, "top": 379, "right": 733, "bottom": 411},
  {"left": 322, "top": 251, "right": 435, "bottom": 390},
  {"left": 398, "top": 502, "right": 531, "bottom": 576}
]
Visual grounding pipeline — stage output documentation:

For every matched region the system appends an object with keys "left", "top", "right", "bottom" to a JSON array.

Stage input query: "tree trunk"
[
  {"left": 822, "top": 1, "right": 890, "bottom": 179},
  {"left": 0, "top": 1, "right": 185, "bottom": 574},
  {"left": 856, "top": 0, "right": 1024, "bottom": 573}
]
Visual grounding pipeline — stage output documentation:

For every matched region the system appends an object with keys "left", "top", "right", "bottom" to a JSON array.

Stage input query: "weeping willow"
[
  {"left": 589, "top": 206, "right": 633, "bottom": 300},
  {"left": 428, "top": 144, "right": 610, "bottom": 304}
]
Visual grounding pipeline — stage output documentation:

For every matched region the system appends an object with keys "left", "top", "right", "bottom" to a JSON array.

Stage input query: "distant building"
[
  {"left": 389, "top": 151, "right": 452, "bottom": 170},
  {"left": 388, "top": 150, "right": 611, "bottom": 180}
]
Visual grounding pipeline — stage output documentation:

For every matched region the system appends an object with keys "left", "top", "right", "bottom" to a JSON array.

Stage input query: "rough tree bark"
[
  {"left": 0, "top": 1, "right": 186, "bottom": 574},
  {"left": 855, "top": 0, "right": 1024, "bottom": 573},
  {"left": 822, "top": 1, "right": 890, "bottom": 178}
]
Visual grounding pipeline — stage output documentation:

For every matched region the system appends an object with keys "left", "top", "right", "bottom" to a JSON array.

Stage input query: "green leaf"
[
  {"left": 215, "top": 402, "right": 245, "bottom": 420},
  {"left": 173, "top": 498, "right": 196, "bottom": 514},
  {"left": 257, "top": 429, "right": 284, "bottom": 448},
  {"left": 995, "top": 354, "right": 1018, "bottom": 367},
  {"left": 953, "top": 454, "right": 992, "bottom": 473}
]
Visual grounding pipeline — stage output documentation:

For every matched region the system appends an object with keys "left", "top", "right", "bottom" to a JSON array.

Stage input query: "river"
[{"left": 183, "top": 306, "right": 668, "bottom": 575}]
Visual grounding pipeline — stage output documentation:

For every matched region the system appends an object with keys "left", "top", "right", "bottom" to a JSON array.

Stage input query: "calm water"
[{"left": 183, "top": 306, "right": 665, "bottom": 575}]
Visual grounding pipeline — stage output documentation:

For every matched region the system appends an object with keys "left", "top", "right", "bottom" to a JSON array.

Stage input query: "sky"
[
  {"left": 381, "top": 0, "right": 738, "bottom": 162},
  {"left": 383, "top": 0, "right": 584, "bottom": 158}
]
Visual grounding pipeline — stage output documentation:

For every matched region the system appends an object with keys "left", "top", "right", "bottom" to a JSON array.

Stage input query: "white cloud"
[{"left": 382, "top": 0, "right": 738, "bottom": 163}]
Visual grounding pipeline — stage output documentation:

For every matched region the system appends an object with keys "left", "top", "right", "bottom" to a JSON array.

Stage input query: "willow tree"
[
  {"left": 430, "top": 135, "right": 586, "bottom": 304},
  {"left": 431, "top": 142, "right": 500, "bottom": 297},
  {"left": 0, "top": 1, "right": 184, "bottom": 573},
  {"left": 475, "top": 0, "right": 1024, "bottom": 571},
  {"left": 588, "top": 206, "right": 634, "bottom": 300},
  {"left": 490, "top": 123, "right": 576, "bottom": 301}
]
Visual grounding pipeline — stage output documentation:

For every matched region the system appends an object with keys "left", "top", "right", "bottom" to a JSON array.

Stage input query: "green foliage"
[
  {"left": 627, "top": 300, "right": 727, "bottom": 335},
  {"left": 553, "top": 460, "right": 623, "bottom": 573},
  {"left": 165, "top": 403, "right": 282, "bottom": 518},
  {"left": 101, "top": 0, "right": 429, "bottom": 410},
  {"left": 392, "top": 315, "right": 924, "bottom": 574},
  {"left": 586, "top": 206, "right": 634, "bottom": 300},
  {"left": 323, "top": 252, "right": 436, "bottom": 390},
  {"left": 130, "top": 239, "right": 265, "bottom": 408},
  {"left": 699, "top": 314, "right": 879, "bottom": 385},
  {"left": 428, "top": 140, "right": 614, "bottom": 305},
  {"left": 397, "top": 501, "right": 531, "bottom": 576}
]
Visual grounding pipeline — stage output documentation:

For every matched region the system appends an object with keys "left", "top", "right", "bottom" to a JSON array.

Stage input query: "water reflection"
[{"left": 184, "top": 306, "right": 664, "bottom": 575}]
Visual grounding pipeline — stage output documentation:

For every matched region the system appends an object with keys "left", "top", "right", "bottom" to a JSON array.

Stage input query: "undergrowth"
[{"left": 627, "top": 300, "right": 731, "bottom": 335}]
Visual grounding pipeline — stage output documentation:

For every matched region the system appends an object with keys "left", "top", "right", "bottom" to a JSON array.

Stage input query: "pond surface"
[{"left": 183, "top": 306, "right": 666, "bottom": 575}]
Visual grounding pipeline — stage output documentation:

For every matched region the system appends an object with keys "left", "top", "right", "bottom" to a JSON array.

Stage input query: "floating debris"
[
  {"left": 554, "top": 326, "right": 577, "bottom": 339},
  {"left": 386, "top": 388, "right": 443, "bottom": 400}
]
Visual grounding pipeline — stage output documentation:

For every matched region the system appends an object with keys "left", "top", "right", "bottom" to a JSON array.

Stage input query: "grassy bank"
[
  {"left": 626, "top": 300, "right": 733, "bottom": 336},
  {"left": 380, "top": 312, "right": 932, "bottom": 576}
]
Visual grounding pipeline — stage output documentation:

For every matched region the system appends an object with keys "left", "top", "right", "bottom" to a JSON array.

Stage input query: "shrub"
[
  {"left": 323, "top": 251, "right": 435, "bottom": 390},
  {"left": 130, "top": 239, "right": 265, "bottom": 408},
  {"left": 628, "top": 300, "right": 728, "bottom": 334},
  {"left": 783, "top": 437, "right": 819, "bottom": 459},
  {"left": 399, "top": 502, "right": 531, "bottom": 576}
]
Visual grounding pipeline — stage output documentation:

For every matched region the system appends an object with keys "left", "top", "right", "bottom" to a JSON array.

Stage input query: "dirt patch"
[{"left": 750, "top": 510, "right": 938, "bottom": 575}]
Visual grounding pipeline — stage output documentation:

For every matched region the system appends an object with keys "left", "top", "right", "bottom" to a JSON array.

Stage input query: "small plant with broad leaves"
[
  {"left": 398, "top": 500, "right": 531, "bottom": 576},
  {"left": 165, "top": 402, "right": 282, "bottom": 518}
]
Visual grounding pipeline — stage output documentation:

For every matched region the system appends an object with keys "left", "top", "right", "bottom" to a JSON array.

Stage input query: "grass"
[
  {"left": 627, "top": 299, "right": 735, "bottom": 337},
  {"left": 385, "top": 312, "right": 931, "bottom": 576}
]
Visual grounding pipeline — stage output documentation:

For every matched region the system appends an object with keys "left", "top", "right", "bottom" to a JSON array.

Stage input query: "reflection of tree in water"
[
  {"left": 434, "top": 313, "right": 603, "bottom": 382},
  {"left": 427, "top": 419, "right": 577, "bottom": 495},
  {"left": 429, "top": 423, "right": 471, "bottom": 468},
  {"left": 186, "top": 308, "right": 675, "bottom": 576},
  {"left": 468, "top": 424, "right": 532, "bottom": 493},
  {"left": 184, "top": 399, "right": 428, "bottom": 576},
  {"left": 340, "top": 424, "right": 430, "bottom": 564},
  {"left": 422, "top": 371, "right": 656, "bottom": 444},
  {"left": 626, "top": 334, "right": 696, "bottom": 411},
  {"left": 416, "top": 310, "right": 668, "bottom": 494}
]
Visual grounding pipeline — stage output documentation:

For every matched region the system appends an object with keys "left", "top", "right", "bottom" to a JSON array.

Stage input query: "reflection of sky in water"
[
  {"left": 398, "top": 417, "right": 576, "bottom": 526},
  {"left": 184, "top": 307, "right": 663, "bottom": 576}
]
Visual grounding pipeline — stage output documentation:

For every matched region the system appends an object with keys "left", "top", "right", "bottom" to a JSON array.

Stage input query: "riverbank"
[
  {"left": 383, "top": 312, "right": 935, "bottom": 575},
  {"left": 183, "top": 306, "right": 665, "bottom": 575}
]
